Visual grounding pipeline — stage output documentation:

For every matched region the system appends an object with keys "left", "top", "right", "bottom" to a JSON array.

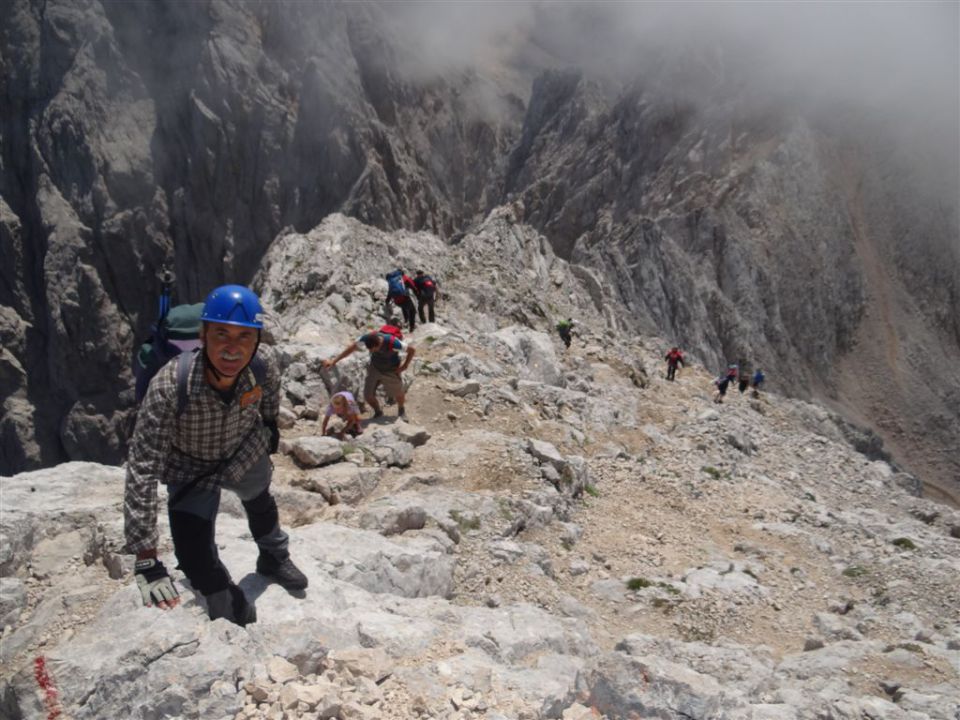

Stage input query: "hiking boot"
[
  {"left": 256, "top": 555, "right": 308, "bottom": 591},
  {"left": 372, "top": 409, "right": 384, "bottom": 419},
  {"left": 398, "top": 407, "right": 406, "bottom": 419},
  {"left": 206, "top": 584, "right": 257, "bottom": 627}
]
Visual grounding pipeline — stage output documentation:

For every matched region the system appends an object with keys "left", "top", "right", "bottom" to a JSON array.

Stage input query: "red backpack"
[{"left": 379, "top": 324, "right": 404, "bottom": 341}]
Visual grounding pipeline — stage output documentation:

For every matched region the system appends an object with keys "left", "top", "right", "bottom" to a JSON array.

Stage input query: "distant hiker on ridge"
[
  {"left": 124, "top": 285, "right": 307, "bottom": 627},
  {"left": 665, "top": 346, "right": 685, "bottom": 381},
  {"left": 385, "top": 268, "right": 417, "bottom": 332},
  {"left": 413, "top": 269, "right": 440, "bottom": 324},
  {"left": 323, "top": 328, "right": 416, "bottom": 420},
  {"left": 714, "top": 364, "right": 738, "bottom": 404},
  {"left": 556, "top": 318, "right": 575, "bottom": 349},
  {"left": 738, "top": 358, "right": 752, "bottom": 394},
  {"left": 751, "top": 368, "right": 766, "bottom": 398}
]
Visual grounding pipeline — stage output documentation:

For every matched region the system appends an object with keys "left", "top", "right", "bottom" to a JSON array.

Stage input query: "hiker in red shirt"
[{"left": 665, "top": 347, "right": 685, "bottom": 381}]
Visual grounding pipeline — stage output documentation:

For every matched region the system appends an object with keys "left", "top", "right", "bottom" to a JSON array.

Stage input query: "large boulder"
[
  {"left": 489, "top": 327, "right": 563, "bottom": 387},
  {"left": 289, "top": 437, "right": 344, "bottom": 468},
  {"left": 291, "top": 464, "right": 383, "bottom": 506}
]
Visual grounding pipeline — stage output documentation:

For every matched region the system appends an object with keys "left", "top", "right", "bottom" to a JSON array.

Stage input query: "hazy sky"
[{"left": 386, "top": 1, "right": 959, "bottom": 169}]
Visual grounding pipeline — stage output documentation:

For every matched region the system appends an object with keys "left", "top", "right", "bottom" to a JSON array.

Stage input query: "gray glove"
[{"left": 134, "top": 558, "right": 180, "bottom": 607}]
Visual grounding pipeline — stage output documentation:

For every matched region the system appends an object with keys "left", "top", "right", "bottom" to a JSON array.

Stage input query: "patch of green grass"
[
  {"left": 626, "top": 577, "right": 652, "bottom": 591},
  {"left": 657, "top": 581, "right": 681, "bottom": 595},
  {"left": 425, "top": 336, "right": 436, "bottom": 343},
  {"left": 842, "top": 565, "right": 868, "bottom": 578},
  {"left": 891, "top": 537, "right": 917, "bottom": 550},
  {"left": 449, "top": 510, "right": 481, "bottom": 532},
  {"left": 886, "top": 642, "right": 923, "bottom": 654},
  {"left": 701, "top": 466, "right": 722, "bottom": 480},
  {"left": 584, "top": 483, "right": 600, "bottom": 498},
  {"left": 342, "top": 444, "right": 358, "bottom": 456}
]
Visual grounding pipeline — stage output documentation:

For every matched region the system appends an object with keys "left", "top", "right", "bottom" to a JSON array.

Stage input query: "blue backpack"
[{"left": 385, "top": 270, "right": 407, "bottom": 300}]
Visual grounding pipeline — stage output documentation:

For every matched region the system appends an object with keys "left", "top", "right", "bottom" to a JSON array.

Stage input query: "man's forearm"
[
  {"left": 124, "top": 466, "right": 161, "bottom": 555},
  {"left": 329, "top": 343, "right": 357, "bottom": 365}
]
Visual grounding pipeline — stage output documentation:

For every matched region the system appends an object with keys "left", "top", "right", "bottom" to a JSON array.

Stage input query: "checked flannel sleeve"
[{"left": 123, "top": 365, "right": 177, "bottom": 554}]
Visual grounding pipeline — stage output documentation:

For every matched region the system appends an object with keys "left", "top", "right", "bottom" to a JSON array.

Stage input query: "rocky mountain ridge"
[
  {"left": 1, "top": 214, "right": 958, "bottom": 719},
  {"left": 2, "top": 0, "right": 958, "bottom": 497}
]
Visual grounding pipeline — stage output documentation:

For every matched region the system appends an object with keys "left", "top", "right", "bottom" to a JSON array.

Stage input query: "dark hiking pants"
[
  {"left": 418, "top": 295, "right": 435, "bottom": 324},
  {"left": 667, "top": 363, "right": 678, "bottom": 381},
  {"left": 167, "top": 454, "right": 288, "bottom": 612},
  {"left": 397, "top": 300, "right": 416, "bottom": 331}
]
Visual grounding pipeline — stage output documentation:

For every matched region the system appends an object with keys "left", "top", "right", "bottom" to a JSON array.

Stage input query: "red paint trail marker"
[{"left": 33, "top": 656, "right": 62, "bottom": 720}]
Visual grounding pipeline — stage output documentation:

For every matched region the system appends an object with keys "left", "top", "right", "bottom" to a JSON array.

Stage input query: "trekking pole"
[{"left": 157, "top": 264, "right": 176, "bottom": 323}]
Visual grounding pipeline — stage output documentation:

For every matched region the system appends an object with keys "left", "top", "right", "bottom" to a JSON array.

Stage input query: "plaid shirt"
[{"left": 123, "top": 346, "right": 280, "bottom": 553}]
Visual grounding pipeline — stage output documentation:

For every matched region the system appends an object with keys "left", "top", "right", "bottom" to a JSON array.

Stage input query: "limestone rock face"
[
  {"left": 0, "top": 0, "right": 523, "bottom": 473},
  {"left": 1, "top": 0, "right": 956, "bottom": 494}
]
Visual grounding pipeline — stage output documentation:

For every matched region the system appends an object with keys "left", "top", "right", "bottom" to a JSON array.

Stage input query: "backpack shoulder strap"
[
  {"left": 174, "top": 352, "right": 266, "bottom": 418},
  {"left": 175, "top": 351, "right": 193, "bottom": 417},
  {"left": 250, "top": 354, "right": 267, "bottom": 386}
]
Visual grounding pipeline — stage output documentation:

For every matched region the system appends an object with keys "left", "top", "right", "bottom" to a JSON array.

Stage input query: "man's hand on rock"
[{"left": 134, "top": 558, "right": 181, "bottom": 610}]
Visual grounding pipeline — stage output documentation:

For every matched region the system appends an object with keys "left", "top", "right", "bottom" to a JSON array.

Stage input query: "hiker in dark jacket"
[
  {"left": 556, "top": 318, "right": 574, "bottom": 349},
  {"left": 124, "top": 285, "right": 307, "bottom": 627},
  {"left": 738, "top": 359, "right": 753, "bottom": 394},
  {"left": 413, "top": 269, "right": 440, "bottom": 324},
  {"left": 665, "top": 347, "right": 685, "bottom": 381},
  {"left": 751, "top": 368, "right": 766, "bottom": 397},
  {"left": 713, "top": 364, "right": 738, "bottom": 403}
]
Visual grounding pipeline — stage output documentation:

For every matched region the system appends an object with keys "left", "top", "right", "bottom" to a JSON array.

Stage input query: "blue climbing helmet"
[{"left": 200, "top": 285, "right": 264, "bottom": 328}]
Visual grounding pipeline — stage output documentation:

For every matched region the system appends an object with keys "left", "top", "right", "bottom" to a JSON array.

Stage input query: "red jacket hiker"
[{"left": 665, "top": 347, "right": 685, "bottom": 381}]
